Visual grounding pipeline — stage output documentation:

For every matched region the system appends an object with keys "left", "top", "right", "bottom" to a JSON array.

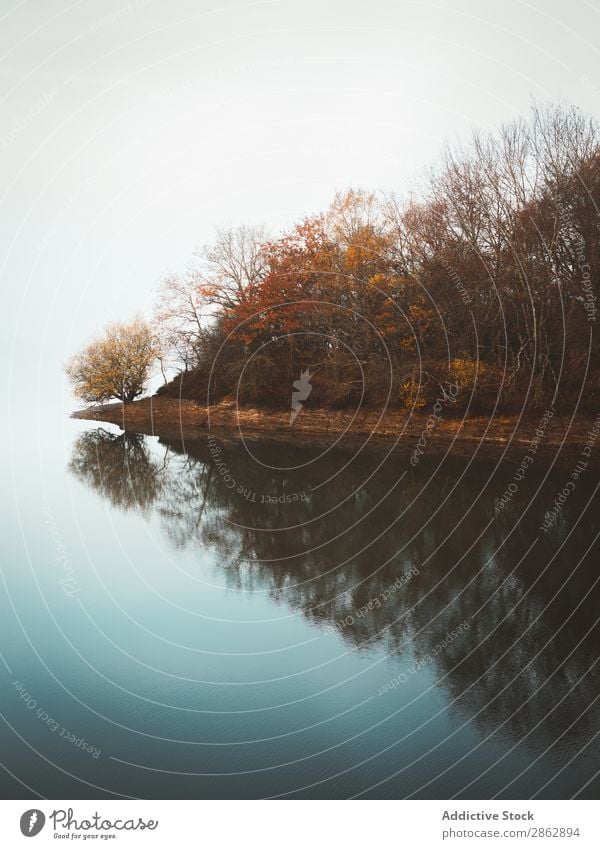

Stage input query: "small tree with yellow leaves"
[{"left": 66, "top": 318, "right": 157, "bottom": 404}]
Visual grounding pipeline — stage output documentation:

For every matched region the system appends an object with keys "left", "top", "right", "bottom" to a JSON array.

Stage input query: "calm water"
[{"left": 2, "top": 413, "right": 600, "bottom": 799}]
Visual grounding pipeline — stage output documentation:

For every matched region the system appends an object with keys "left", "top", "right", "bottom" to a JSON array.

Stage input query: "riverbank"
[{"left": 71, "top": 396, "right": 599, "bottom": 454}]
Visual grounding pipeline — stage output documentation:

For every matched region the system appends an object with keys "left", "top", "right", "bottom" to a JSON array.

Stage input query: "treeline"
[
  {"left": 69, "top": 103, "right": 600, "bottom": 413},
  {"left": 156, "top": 103, "right": 599, "bottom": 415}
]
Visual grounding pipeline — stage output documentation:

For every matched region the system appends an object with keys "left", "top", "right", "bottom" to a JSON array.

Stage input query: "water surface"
[{"left": 2, "top": 417, "right": 599, "bottom": 799}]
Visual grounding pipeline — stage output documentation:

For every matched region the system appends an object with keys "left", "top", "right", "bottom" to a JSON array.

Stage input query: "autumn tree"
[
  {"left": 66, "top": 318, "right": 156, "bottom": 403},
  {"left": 217, "top": 191, "right": 418, "bottom": 407}
]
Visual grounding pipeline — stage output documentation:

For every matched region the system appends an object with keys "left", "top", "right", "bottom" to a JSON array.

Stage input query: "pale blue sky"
[{"left": 1, "top": 0, "right": 599, "bottom": 410}]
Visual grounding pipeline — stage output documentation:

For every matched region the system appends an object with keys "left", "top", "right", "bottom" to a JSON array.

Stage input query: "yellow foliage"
[
  {"left": 66, "top": 318, "right": 157, "bottom": 403},
  {"left": 400, "top": 379, "right": 428, "bottom": 409},
  {"left": 449, "top": 357, "right": 487, "bottom": 389}
]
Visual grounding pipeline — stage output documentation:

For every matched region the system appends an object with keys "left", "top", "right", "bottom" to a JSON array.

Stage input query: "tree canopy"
[
  {"left": 69, "top": 103, "right": 599, "bottom": 416},
  {"left": 155, "top": 103, "right": 600, "bottom": 415},
  {"left": 67, "top": 318, "right": 156, "bottom": 404}
]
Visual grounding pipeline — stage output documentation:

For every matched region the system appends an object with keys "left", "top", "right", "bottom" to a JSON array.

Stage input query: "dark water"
[{"left": 2, "top": 416, "right": 600, "bottom": 799}]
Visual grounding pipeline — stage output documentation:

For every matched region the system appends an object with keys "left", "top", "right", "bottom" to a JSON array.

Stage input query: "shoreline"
[{"left": 70, "top": 396, "right": 599, "bottom": 455}]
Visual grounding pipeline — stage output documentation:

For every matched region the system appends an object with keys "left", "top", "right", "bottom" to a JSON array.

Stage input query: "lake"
[{"left": 2, "top": 415, "right": 600, "bottom": 799}]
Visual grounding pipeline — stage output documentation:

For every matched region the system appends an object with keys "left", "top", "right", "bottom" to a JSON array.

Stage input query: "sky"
[{"left": 1, "top": 0, "right": 599, "bottom": 410}]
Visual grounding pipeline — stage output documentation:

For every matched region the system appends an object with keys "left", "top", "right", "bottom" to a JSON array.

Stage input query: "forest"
[{"left": 70, "top": 103, "right": 600, "bottom": 416}]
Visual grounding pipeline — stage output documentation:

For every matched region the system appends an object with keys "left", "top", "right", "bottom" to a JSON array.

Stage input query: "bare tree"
[
  {"left": 153, "top": 226, "right": 268, "bottom": 375},
  {"left": 195, "top": 224, "right": 268, "bottom": 308},
  {"left": 154, "top": 272, "right": 207, "bottom": 372}
]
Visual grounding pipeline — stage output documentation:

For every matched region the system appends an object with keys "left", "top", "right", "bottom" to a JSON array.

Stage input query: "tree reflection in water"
[
  {"left": 69, "top": 427, "right": 600, "bottom": 778},
  {"left": 69, "top": 428, "right": 166, "bottom": 514}
]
